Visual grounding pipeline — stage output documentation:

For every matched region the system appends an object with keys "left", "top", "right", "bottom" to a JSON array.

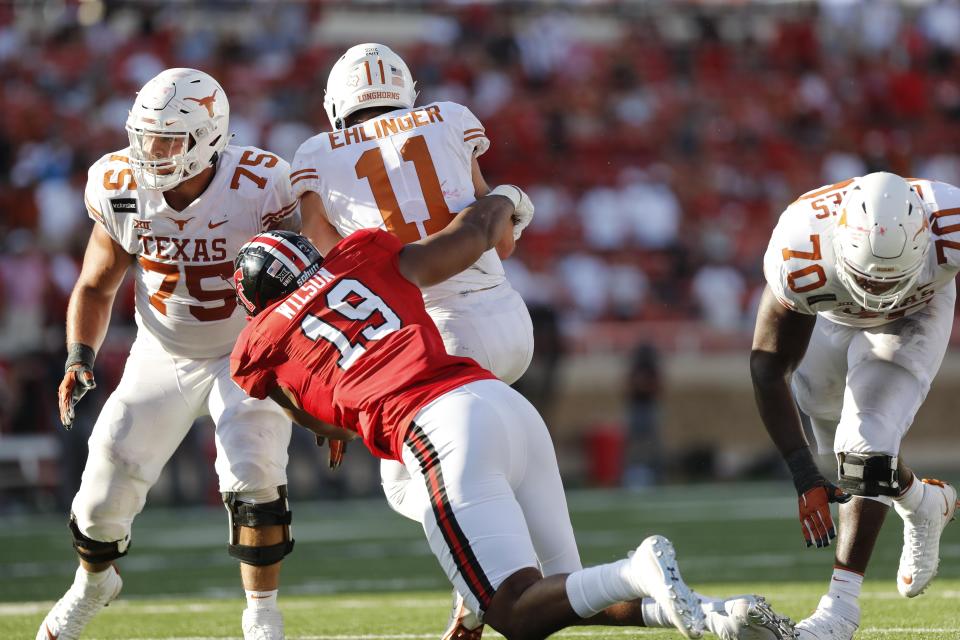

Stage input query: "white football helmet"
[
  {"left": 125, "top": 68, "right": 230, "bottom": 191},
  {"left": 324, "top": 43, "right": 417, "bottom": 130},
  {"left": 833, "top": 172, "right": 930, "bottom": 311}
]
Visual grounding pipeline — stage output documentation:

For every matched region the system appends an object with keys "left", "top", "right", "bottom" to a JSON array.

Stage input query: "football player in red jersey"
[
  {"left": 230, "top": 188, "right": 798, "bottom": 640},
  {"left": 231, "top": 186, "right": 707, "bottom": 638}
]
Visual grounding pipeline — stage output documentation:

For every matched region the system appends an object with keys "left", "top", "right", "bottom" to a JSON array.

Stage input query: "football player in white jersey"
[
  {"left": 292, "top": 44, "right": 797, "bottom": 640},
  {"left": 39, "top": 68, "right": 301, "bottom": 640},
  {"left": 752, "top": 172, "right": 960, "bottom": 640}
]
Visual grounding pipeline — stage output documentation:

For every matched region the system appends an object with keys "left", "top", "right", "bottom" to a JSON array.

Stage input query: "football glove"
[
  {"left": 786, "top": 447, "right": 851, "bottom": 548},
  {"left": 58, "top": 363, "right": 96, "bottom": 429},
  {"left": 798, "top": 483, "right": 851, "bottom": 548},
  {"left": 315, "top": 435, "right": 347, "bottom": 470},
  {"left": 489, "top": 184, "right": 535, "bottom": 240}
]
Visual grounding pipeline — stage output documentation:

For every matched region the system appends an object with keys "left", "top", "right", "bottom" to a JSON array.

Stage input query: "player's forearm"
[
  {"left": 65, "top": 284, "right": 117, "bottom": 353},
  {"left": 455, "top": 193, "right": 515, "bottom": 251},
  {"left": 750, "top": 351, "right": 810, "bottom": 457}
]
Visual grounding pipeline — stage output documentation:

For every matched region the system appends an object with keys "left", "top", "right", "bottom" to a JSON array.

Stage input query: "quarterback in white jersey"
[
  {"left": 41, "top": 69, "right": 298, "bottom": 640},
  {"left": 752, "top": 172, "right": 960, "bottom": 640}
]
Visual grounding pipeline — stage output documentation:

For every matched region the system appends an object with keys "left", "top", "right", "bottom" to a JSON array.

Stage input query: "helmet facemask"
[{"left": 833, "top": 173, "right": 930, "bottom": 312}]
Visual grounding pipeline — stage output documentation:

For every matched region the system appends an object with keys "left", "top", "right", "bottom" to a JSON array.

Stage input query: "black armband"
[
  {"left": 65, "top": 343, "right": 96, "bottom": 372},
  {"left": 785, "top": 447, "right": 823, "bottom": 495}
]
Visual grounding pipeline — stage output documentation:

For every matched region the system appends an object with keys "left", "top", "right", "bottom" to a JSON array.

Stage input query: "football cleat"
[
  {"left": 631, "top": 535, "right": 705, "bottom": 639},
  {"left": 441, "top": 589, "right": 483, "bottom": 640},
  {"left": 894, "top": 478, "right": 958, "bottom": 597},
  {"left": 703, "top": 595, "right": 797, "bottom": 640},
  {"left": 242, "top": 607, "right": 285, "bottom": 640},
  {"left": 795, "top": 595, "right": 859, "bottom": 640},
  {"left": 36, "top": 565, "right": 122, "bottom": 640}
]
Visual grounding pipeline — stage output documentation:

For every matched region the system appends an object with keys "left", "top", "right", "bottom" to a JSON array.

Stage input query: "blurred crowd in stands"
[{"left": 3, "top": 1, "right": 960, "bottom": 477}]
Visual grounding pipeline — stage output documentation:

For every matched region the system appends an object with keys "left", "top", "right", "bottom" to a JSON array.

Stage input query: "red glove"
[
  {"left": 316, "top": 435, "right": 347, "bottom": 470},
  {"left": 798, "top": 484, "right": 851, "bottom": 548}
]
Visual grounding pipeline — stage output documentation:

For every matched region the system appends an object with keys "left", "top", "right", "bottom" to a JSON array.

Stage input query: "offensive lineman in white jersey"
[
  {"left": 39, "top": 69, "right": 300, "bottom": 640},
  {"left": 752, "top": 172, "right": 960, "bottom": 640},
  {"left": 292, "top": 44, "right": 796, "bottom": 640}
]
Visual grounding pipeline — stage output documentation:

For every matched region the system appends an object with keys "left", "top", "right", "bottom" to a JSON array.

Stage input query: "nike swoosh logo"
[
  {"left": 208, "top": 219, "right": 228, "bottom": 229},
  {"left": 45, "top": 623, "right": 58, "bottom": 639},
  {"left": 832, "top": 577, "right": 848, "bottom": 583},
  {"left": 942, "top": 493, "right": 950, "bottom": 517}
]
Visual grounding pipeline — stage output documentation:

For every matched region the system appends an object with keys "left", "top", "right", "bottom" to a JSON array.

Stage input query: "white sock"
[
  {"left": 827, "top": 568, "right": 863, "bottom": 606},
  {"left": 246, "top": 589, "right": 278, "bottom": 611},
  {"left": 641, "top": 597, "right": 670, "bottom": 627},
  {"left": 77, "top": 565, "right": 114, "bottom": 587},
  {"left": 565, "top": 559, "right": 641, "bottom": 618},
  {"left": 895, "top": 476, "right": 924, "bottom": 513}
]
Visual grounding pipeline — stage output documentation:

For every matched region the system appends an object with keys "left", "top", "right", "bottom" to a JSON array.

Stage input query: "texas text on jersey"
[
  {"left": 84, "top": 145, "right": 297, "bottom": 357},
  {"left": 763, "top": 178, "right": 960, "bottom": 327},
  {"left": 290, "top": 101, "right": 503, "bottom": 306},
  {"left": 230, "top": 229, "right": 496, "bottom": 459}
]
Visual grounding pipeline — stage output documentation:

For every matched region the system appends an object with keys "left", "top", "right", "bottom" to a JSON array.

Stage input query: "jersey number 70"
[{"left": 782, "top": 234, "right": 827, "bottom": 293}]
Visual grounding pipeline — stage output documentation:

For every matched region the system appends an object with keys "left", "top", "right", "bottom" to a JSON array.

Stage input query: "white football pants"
[
  {"left": 381, "top": 282, "right": 534, "bottom": 521},
  {"left": 792, "top": 281, "right": 955, "bottom": 457},
  {"left": 71, "top": 330, "right": 291, "bottom": 544},
  {"left": 401, "top": 379, "right": 581, "bottom": 617}
]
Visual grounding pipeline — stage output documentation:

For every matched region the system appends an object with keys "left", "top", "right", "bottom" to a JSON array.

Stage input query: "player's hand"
[
  {"left": 489, "top": 184, "right": 535, "bottom": 240},
  {"left": 315, "top": 435, "right": 347, "bottom": 470},
  {"left": 798, "top": 483, "right": 852, "bottom": 548},
  {"left": 58, "top": 364, "right": 96, "bottom": 429}
]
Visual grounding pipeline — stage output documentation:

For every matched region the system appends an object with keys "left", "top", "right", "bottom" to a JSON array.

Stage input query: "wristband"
[
  {"left": 785, "top": 447, "right": 823, "bottom": 495},
  {"left": 488, "top": 184, "right": 522, "bottom": 209},
  {"left": 65, "top": 343, "right": 96, "bottom": 372}
]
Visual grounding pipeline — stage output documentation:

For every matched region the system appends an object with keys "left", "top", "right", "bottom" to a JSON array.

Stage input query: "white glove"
[{"left": 488, "top": 184, "right": 535, "bottom": 240}]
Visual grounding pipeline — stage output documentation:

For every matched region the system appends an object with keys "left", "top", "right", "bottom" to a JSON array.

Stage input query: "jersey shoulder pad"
[
  {"left": 290, "top": 135, "right": 328, "bottom": 196},
  {"left": 925, "top": 180, "right": 960, "bottom": 269},
  {"left": 85, "top": 149, "right": 141, "bottom": 228},
  {"left": 763, "top": 201, "right": 839, "bottom": 314},
  {"left": 434, "top": 101, "right": 488, "bottom": 156},
  {"left": 222, "top": 145, "right": 291, "bottom": 199}
]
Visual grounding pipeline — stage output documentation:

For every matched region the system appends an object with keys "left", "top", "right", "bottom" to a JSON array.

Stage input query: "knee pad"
[
  {"left": 222, "top": 485, "right": 294, "bottom": 566},
  {"left": 837, "top": 452, "right": 901, "bottom": 497},
  {"left": 69, "top": 514, "right": 130, "bottom": 564}
]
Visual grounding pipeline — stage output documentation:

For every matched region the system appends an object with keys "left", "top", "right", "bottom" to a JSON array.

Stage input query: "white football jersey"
[
  {"left": 291, "top": 101, "right": 504, "bottom": 307},
  {"left": 763, "top": 178, "right": 960, "bottom": 327},
  {"left": 84, "top": 145, "right": 297, "bottom": 358}
]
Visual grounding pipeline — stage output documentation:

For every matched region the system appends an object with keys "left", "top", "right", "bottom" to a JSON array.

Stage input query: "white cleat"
[
  {"left": 704, "top": 595, "right": 797, "bottom": 640},
  {"left": 631, "top": 535, "right": 705, "bottom": 639},
  {"left": 36, "top": 565, "right": 122, "bottom": 640},
  {"left": 440, "top": 589, "right": 483, "bottom": 640},
  {"left": 242, "top": 607, "right": 285, "bottom": 640},
  {"left": 795, "top": 595, "right": 859, "bottom": 640},
  {"left": 894, "top": 478, "right": 958, "bottom": 598}
]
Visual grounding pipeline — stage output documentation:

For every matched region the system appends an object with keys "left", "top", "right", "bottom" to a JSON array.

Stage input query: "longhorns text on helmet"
[{"left": 323, "top": 43, "right": 418, "bottom": 130}]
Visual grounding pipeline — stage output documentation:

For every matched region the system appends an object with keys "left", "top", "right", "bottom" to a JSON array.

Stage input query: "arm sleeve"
[
  {"left": 459, "top": 104, "right": 490, "bottom": 158},
  {"left": 230, "top": 333, "right": 278, "bottom": 400},
  {"left": 260, "top": 159, "right": 300, "bottom": 231},
  {"left": 291, "top": 140, "right": 323, "bottom": 201}
]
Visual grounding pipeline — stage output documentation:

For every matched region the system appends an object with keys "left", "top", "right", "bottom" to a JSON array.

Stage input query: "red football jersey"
[{"left": 230, "top": 229, "right": 495, "bottom": 460}]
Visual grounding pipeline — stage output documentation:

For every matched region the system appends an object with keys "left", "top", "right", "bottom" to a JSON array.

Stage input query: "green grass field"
[{"left": 1, "top": 483, "right": 957, "bottom": 639}]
